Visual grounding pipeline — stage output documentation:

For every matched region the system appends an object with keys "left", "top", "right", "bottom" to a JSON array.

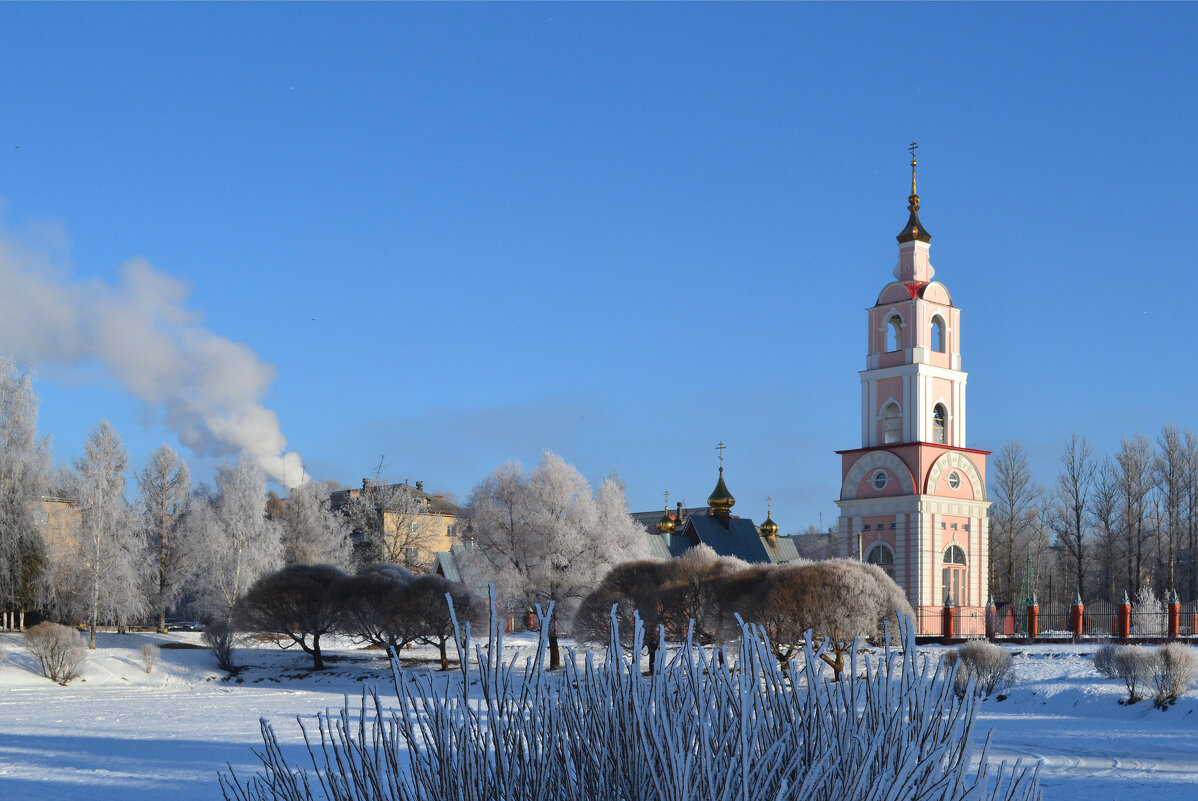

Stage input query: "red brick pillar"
[
  {"left": 1167, "top": 590, "right": 1181, "bottom": 640},
  {"left": 942, "top": 597, "right": 956, "bottom": 642},
  {"left": 1070, "top": 591, "right": 1084, "bottom": 640},
  {"left": 1027, "top": 599, "right": 1039, "bottom": 640},
  {"left": 1117, "top": 591, "right": 1132, "bottom": 639}
]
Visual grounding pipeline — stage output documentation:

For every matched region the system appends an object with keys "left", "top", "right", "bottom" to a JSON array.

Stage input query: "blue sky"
[{"left": 0, "top": 3, "right": 1195, "bottom": 530}]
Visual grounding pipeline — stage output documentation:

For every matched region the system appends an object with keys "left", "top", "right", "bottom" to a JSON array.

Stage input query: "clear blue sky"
[{"left": 0, "top": 3, "right": 1195, "bottom": 531}]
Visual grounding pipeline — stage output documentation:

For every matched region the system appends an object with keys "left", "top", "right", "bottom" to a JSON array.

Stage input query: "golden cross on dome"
[
  {"left": 766, "top": 495, "right": 773, "bottom": 511},
  {"left": 908, "top": 140, "right": 918, "bottom": 161},
  {"left": 908, "top": 141, "right": 919, "bottom": 197},
  {"left": 663, "top": 490, "right": 670, "bottom": 507},
  {"left": 715, "top": 441, "right": 726, "bottom": 468}
]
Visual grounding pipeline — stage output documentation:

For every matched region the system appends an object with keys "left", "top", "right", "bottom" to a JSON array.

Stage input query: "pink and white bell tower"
[{"left": 835, "top": 145, "right": 991, "bottom": 634}]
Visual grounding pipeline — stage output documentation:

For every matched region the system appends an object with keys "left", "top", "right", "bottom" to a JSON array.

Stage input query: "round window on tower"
[
  {"left": 947, "top": 471, "right": 961, "bottom": 490},
  {"left": 872, "top": 470, "right": 888, "bottom": 490}
]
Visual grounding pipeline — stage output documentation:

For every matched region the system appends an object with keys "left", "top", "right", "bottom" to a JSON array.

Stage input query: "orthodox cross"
[
  {"left": 766, "top": 495, "right": 773, "bottom": 514},
  {"left": 715, "top": 441, "right": 726, "bottom": 468},
  {"left": 908, "top": 140, "right": 918, "bottom": 160},
  {"left": 663, "top": 490, "right": 670, "bottom": 507}
]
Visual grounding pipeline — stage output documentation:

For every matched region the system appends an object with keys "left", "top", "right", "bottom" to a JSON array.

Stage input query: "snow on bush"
[
  {"left": 1132, "top": 586, "right": 1165, "bottom": 637},
  {"left": 22, "top": 621, "right": 87, "bottom": 685},
  {"left": 220, "top": 594, "right": 1040, "bottom": 801},
  {"left": 140, "top": 643, "right": 160, "bottom": 674},
  {"left": 203, "top": 621, "right": 237, "bottom": 672},
  {"left": 945, "top": 640, "right": 1013, "bottom": 698},
  {"left": 1151, "top": 643, "right": 1198, "bottom": 708},
  {"left": 1092, "top": 643, "right": 1119, "bottom": 678},
  {"left": 1113, "top": 645, "right": 1156, "bottom": 704}
]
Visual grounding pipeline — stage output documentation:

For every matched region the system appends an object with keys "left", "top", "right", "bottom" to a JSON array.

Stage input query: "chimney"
[
  {"left": 415, "top": 481, "right": 424, "bottom": 492},
  {"left": 362, "top": 478, "right": 370, "bottom": 490},
  {"left": 676, "top": 501, "right": 683, "bottom": 524}
]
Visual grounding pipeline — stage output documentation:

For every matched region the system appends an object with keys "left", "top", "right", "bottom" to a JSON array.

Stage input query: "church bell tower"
[{"left": 835, "top": 145, "right": 991, "bottom": 634}]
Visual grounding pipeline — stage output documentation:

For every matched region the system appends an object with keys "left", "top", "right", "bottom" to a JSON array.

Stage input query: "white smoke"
[{"left": 0, "top": 220, "right": 305, "bottom": 487}]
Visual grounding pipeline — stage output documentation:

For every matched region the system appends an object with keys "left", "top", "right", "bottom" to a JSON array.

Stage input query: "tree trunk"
[
  {"left": 548, "top": 618, "right": 561, "bottom": 671},
  {"left": 646, "top": 643, "right": 657, "bottom": 675},
  {"left": 439, "top": 638, "right": 449, "bottom": 671},
  {"left": 311, "top": 634, "right": 324, "bottom": 670},
  {"left": 88, "top": 619, "right": 97, "bottom": 649}
]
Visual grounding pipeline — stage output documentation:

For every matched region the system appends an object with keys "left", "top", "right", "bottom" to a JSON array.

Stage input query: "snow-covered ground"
[{"left": 0, "top": 631, "right": 1195, "bottom": 801}]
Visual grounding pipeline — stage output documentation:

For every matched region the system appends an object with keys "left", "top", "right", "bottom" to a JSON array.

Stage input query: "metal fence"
[{"left": 915, "top": 600, "right": 1198, "bottom": 641}]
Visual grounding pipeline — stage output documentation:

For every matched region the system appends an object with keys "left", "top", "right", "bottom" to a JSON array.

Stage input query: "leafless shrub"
[
  {"left": 23, "top": 622, "right": 87, "bottom": 685},
  {"left": 1151, "top": 643, "right": 1198, "bottom": 708},
  {"left": 1092, "top": 643, "right": 1119, "bottom": 678},
  {"left": 140, "top": 643, "right": 161, "bottom": 674},
  {"left": 1113, "top": 645, "right": 1155, "bottom": 704},
  {"left": 944, "top": 640, "right": 1012, "bottom": 697},
  {"left": 234, "top": 564, "right": 348, "bottom": 670},
  {"left": 203, "top": 620, "right": 238, "bottom": 672}
]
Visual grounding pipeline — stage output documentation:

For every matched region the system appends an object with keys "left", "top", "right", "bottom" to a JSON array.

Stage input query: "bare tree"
[
  {"left": 332, "top": 563, "right": 417, "bottom": 653},
  {"left": 403, "top": 574, "right": 485, "bottom": 670},
  {"left": 192, "top": 455, "right": 283, "bottom": 620},
  {"left": 66, "top": 422, "right": 146, "bottom": 647},
  {"left": 1052, "top": 433, "right": 1094, "bottom": 599},
  {"left": 1154, "top": 424, "right": 1187, "bottom": 594},
  {"left": 234, "top": 563, "right": 347, "bottom": 670},
  {"left": 279, "top": 480, "right": 353, "bottom": 568},
  {"left": 463, "top": 452, "right": 647, "bottom": 669},
  {"left": 137, "top": 444, "right": 191, "bottom": 632},
  {"left": 1185, "top": 429, "right": 1198, "bottom": 601},
  {"left": 988, "top": 442, "right": 1040, "bottom": 604},
  {"left": 0, "top": 358, "right": 51, "bottom": 630},
  {"left": 576, "top": 559, "right": 671, "bottom": 672},
  {"left": 1115, "top": 434, "right": 1153, "bottom": 595},
  {"left": 1091, "top": 459, "right": 1122, "bottom": 601}
]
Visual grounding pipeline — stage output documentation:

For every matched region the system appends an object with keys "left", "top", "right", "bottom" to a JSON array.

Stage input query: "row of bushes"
[
  {"left": 227, "top": 563, "right": 484, "bottom": 671},
  {"left": 4, "top": 623, "right": 163, "bottom": 684},
  {"left": 1093, "top": 642, "right": 1198, "bottom": 707}
]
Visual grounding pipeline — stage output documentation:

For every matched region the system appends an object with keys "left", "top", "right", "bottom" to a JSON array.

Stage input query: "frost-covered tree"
[
  {"left": 192, "top": 455, "right": 283, "bottom": 620},
  {"left": 0, "top": 358, "right": 51, "bottom": 630},
  {"left": 279, "top": 480, "right": 352, "bottom": 568},
  {"left": 234, "top": 563, "right": 347, "bottom": 670},
  {"left": 137, "top": 444, "right": 191, "bottom": 633},
  {"left": 464, "top": 452, "right": 647, "bottom": 668},
  {"left": 65, "top": 422, "right": 146, "bottom": 647},
  {"left": 345, "top": 479, "right": 440, "bottom": 570}
]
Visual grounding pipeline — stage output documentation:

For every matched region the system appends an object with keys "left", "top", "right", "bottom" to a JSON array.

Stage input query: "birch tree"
[
  {"left": 137, "top": 444, "right": 191, "bottom": 632},
  {"left": 193, "top": 455, "right": 282, "bottom": 620},
  {"left": 279, "top": 480, "right": 352, "bottom": 568},
  {"left": 463, "top": 452, "right": 647, "bottom": 668},
  {"left": 1115, "top": 434, "right": 1153, "bottom": 595},
  {"left": 0, "top": 358, "right": 50, "bottom": 630},
  {"left": 1154, "top": 424, "right": 1187, "bottom": 594},
  {"left": 70, "top": 422, "right": 146, "bottom": 647}
]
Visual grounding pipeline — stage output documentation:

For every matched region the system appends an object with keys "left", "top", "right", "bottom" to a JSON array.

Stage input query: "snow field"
[{"left": 0, "top": 631, "right": 1195, "bottom": 801}]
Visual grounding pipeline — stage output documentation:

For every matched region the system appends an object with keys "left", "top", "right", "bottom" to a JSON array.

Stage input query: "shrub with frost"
[
  {"left": 1131, "top": 586, "right": 1165, "bottom": 637},
  {"left": 202, "top": 620, "right": 237, "bottom": 672},
  {"left": 1151, "top": 642, "right": 1198, "bottom": 708},
  {"left": 23, "top": 622, "right": 87, "bottom": 685},
  {"left": 220, "top": 593, "right": 1040, "bottom": 801},
  {"left": 945, "top": 640, "right": 1013, "bottom": 697},
  {"left": 140, "top": 643, "right": 160, "bottom": 674},
  {"left": 1092, "top": 643, "right": 1119, "bottom": 678},
  {"left": 1113, "top": 645, "right": 1156, "bottom": 704}
]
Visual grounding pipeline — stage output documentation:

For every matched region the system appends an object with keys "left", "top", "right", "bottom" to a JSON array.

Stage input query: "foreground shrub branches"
[
  {"left": 23, "top": 621, "right": 87, "bottom": 685},
  {"left": 220, "top": 593, "right": 1040, "bottom": 801}
]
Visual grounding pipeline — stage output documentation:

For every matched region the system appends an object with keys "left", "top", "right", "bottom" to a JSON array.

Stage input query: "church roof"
[{"left": 682, "top": 512, "right": 775, "bottom": 564}]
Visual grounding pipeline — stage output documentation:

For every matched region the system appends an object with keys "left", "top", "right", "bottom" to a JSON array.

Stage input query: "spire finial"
[
  {"left": 715, "top": 441, "right": 726, "bottom": 469},
  {"left": 766, "top": 495, "right": 772, "bottom": 515},
  {"left": 907, "top": 140, "right": 919, "bottom": 211},
  {"left": 664, "top": 490, "right": 670, "bottom": 507}
]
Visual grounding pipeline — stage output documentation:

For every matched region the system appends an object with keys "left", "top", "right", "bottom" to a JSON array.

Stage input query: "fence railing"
[{"left": 914, "top": 599, "right": 1198, "bottom": 641}]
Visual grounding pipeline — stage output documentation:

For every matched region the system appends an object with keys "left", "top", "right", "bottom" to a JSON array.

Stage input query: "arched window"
[
  {"left": 866, "top": 543, "right": 895, "bottom": 579},
  {"left": 942, "top": 544, "right": 968, "bottom": 605},
  {"left": 931, "top": 315, "right": 945, "bottom": 353},
  {"left": 932, "top": 404, "right": 947, "bottom": 444},
  {"left": 881, "top": 402, "right": 902, "bottom": 444},
  {"left": 886, "top": 316, "right": 903, "bottom": 352}
]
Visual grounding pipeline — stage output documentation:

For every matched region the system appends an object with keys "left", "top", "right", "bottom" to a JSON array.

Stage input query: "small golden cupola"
[
  {"left": 759, "top": 496, "right": 779, "bottom": 538},
  {"left": 656, "top": 491, "right": 676, "bottom": 533},
  {"left": 707, "top": 442, "right": 735, "bottom": 513},
  {"left": 896, "top": 141, "right": 932, "bottom": 244}
]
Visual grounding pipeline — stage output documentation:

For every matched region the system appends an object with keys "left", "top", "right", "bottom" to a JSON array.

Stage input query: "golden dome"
[
  {"left": 707, "top": 467, "right": 735, "bottom": 512},
  {"left": 656, "top": 507, "right": 676, "bottom": 533},
  {"left": 759, "top": 496, "right": 778, "bottom": 537}
]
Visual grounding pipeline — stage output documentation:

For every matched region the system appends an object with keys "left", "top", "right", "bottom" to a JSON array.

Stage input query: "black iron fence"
[{"left": 915, "top": 600, "right": 1198, "bottom": 641}]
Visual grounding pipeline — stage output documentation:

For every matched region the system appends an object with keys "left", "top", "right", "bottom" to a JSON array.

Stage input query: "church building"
[{"left": 835, "top": 148, "right": 991, "bottom": 634}]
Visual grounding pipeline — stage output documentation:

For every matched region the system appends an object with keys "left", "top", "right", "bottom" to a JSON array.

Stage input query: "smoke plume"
[{"left": 0, "top": 221, "right": 305, "bottom": 486}]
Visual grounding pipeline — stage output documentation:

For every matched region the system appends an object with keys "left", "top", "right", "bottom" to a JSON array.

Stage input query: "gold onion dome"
[
  {"left": 760, "top": 497, "right": 779, "bottom": 537},
  {"left": 896, "top": 143, "right": 932, "bottom": 244},
  {"left": 707, "top": 467, "right": 735, "bottom": 512},
  {"left": 656, "top": 507, "right": 676, "bottom": 533}
]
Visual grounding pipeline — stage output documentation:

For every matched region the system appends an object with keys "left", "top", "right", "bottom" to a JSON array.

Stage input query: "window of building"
[
  {"left": 942, "top": 545, "right": 968, "bottom": 605},
  {"left": 866, "top": 543, "right": 895, "bottom": 580},
  {"left": 886, "top": 316, "right": 903, "bottom": 352},
  {"left": 882, "top": 402, "right": 902, "bottom": 444},
  {"left": 889, "top": 522, "right": 897, "bottom": 529},
  {"left": 931, "top": 315, "right": 946, "bottom": 353},
  {"left": 872, "top": 470, "right": 888, "bottom": 490},
  {"left": 863, "top": 524, "right": 871, "bottom": 531},
  {"left": 933, "top": 404, "right": 948, "bottom": 444},
  {"left": 947, "top": 470, "right": 961, "bottom": 490}
]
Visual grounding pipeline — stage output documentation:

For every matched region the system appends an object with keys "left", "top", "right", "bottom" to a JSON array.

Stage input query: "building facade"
[{"left": 835, "top": 151, "right": 990, "bottom": 634}]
